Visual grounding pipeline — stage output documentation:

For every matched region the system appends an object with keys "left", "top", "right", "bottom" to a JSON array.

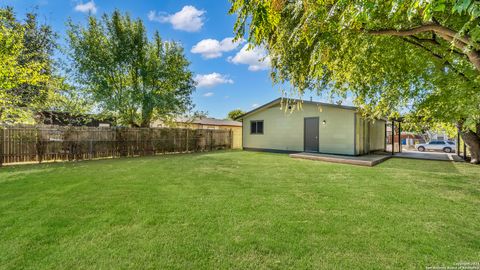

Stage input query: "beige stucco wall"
[
  {"left": 242, "top": 103, "right": 356, "bottom": 155},
  {"left": 355, "top": 116, "right": 366, "bottom": 155},
  {"left": 355, "top": 116, "right": 386, "bottom": 154},
  {"left": 369, "top": 120, "right": 386, "bottom": 151}
]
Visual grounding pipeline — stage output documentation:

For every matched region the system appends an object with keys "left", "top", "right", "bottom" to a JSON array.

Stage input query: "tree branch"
[
  {"left": 367, "top": 23, "right": 470, "bottom": 45},
  {"left": 401, "top": 37, "right": 472, "bottom": 82},
  {"left": 410, "top": 36, "right": 440, "bottom": 46},
  {"left": 435, "top": 32, "right": 480, "bottom": 71},
  {"left": 431, "top": 35, "right": 467, "bottom": 59},
  {"left": 365, "top": 23, "right": 480, "bottom": 71},
  {"left": 401, "top": 38, "right": 443, "bottom": 61}
]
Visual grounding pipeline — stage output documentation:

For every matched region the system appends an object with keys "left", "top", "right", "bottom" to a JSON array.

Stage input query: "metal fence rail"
[{"left": 0, "top": 125, "right": 233, "bottom": 166}]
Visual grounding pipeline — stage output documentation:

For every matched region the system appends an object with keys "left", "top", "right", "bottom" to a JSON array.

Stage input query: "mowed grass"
[{"left": 0, "top": 151, "right": 479, "bottom": 269}]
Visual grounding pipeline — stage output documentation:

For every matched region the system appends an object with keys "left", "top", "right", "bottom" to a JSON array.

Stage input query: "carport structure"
[{"left": 384, "top": 117, "right": 468, "bottom": 162}]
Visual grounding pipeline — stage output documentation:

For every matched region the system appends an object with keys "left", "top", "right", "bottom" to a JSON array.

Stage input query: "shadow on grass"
[{"left": 0, "top": 150, "right": 241, "bottom": 173}]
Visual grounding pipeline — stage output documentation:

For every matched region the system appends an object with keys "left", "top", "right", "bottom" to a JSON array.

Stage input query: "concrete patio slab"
[{"left": 289, "top": 152, "right": 391, "bottom": 167}]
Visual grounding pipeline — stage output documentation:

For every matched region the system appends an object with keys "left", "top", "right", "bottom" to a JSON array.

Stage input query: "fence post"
[
  {"left": 173, "top": 130, "right": 176, "bottom": 153},
  {"left": 186, "top": 129, "right": 189, "bottom": 152},
  {"left": 149, "top": 128, "right": 154, "bottom": 156},
  {"left": 0, "top": 127, "right": 4, "bottom": 167},
  {"left": 89, "top": 135, "right": 93, "bottom": 160},
  {"left": 210, "top": 130, "right": 213, "bottom": 151}
]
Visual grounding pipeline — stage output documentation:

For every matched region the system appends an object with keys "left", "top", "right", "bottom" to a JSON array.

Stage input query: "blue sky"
[{"left": 3, "top": 0, "right": 333, "bottom": 118}]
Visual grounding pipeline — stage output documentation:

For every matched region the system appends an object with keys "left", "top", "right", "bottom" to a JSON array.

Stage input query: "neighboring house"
[
  {"left": 426, "top": 130, "right": 452, "bottom": 141},
  {"left": 35, "top": 111, "right": 113, "bottom": 127},
  {"left": 152, "top": 117, "right": 243, "bottom": 149},
  {"left": 236, "top": 98, "right": 386, "bottom": 155}
]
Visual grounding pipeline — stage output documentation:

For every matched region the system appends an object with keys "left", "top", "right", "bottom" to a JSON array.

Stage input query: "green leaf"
[
  {"left": 433, "top": 3, "right": 446, "bottom": 12},
  {"left": 453, "top": 0, "right": 472, "bottom": 14}
]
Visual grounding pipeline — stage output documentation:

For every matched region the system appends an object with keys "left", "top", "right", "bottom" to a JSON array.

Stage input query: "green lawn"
[{"left": 0, "top": 151, "right": 479, "bottom": 269}]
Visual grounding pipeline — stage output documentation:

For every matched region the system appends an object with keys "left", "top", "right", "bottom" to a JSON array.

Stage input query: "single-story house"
[{"left": 236, "top": 98, "right": 386, "bottom": 155}]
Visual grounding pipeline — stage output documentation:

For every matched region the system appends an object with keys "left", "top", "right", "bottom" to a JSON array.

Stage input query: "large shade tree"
[
  {"left": 230, "top": 0, "right": 480, "bottom": 163},
  {"left": 0, "top": 7, "right": 56, "bottom": 123},
  {"left": 67, "top": 11, "right": 195, "bottom": 127}
]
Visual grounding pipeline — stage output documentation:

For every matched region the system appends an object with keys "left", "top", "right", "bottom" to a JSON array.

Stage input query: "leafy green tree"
[
  {"left": 67, "top": 11, "right": 195, "bottom": 127},
  {"left": 47, "top": 79, "right": 95, "bottom": 116},
  {"left": 0, "top": 7, "right": 56, "bottom": 123},
  {"left": 230, "top": 0, "right": 480, "bottom": 163},
  {"left": 227, "top": 109, "right": 245, "bottom": 120}
]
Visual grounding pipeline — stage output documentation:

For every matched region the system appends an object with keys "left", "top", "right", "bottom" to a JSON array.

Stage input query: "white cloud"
[
  {"left": 203, "top": 92, "right": 214, "bottom": 97},
  {"left": 191, "top": 38, "right": 243, "bottom": 59},
  {"left": 228, "top": 44, "right": 271, "bottom": 71},
  {"left": 194, "top": 73, "right": 234, "bottom": 88},
  {"left": 148, "top": 6, "right": 205, "bottom": 32},
  {"left": 74, "top": 1, "right": 97, "bottom": 14},
  {"left": 252, "top": 103, "right": 259, "bottom": 108}
]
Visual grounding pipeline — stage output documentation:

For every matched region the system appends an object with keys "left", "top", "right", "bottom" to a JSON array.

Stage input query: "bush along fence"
[{"left": 0, "top": 125, "right": 233, "bottom": 166}]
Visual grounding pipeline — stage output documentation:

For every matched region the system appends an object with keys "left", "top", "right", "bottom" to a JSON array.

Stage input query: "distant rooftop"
[{"left": 176, "top": 117, "right": 242, "bottom": 127}]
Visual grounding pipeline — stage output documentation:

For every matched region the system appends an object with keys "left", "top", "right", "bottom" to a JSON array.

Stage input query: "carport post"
[
  {"left": 398, "top": 122, "right": 402, "bottom": 153},
  {"left": 391, "top": 120, "right": 395, "bottom": 155}
]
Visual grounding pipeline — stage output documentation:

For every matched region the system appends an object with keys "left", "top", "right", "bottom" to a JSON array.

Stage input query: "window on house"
[{"left": 250, "top": 120, "right": 264, "bottom": 134}]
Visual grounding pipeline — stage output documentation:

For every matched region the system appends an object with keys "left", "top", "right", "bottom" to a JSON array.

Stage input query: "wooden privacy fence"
[{"left": 0, "top": 125, "right": 233, "bottom": 165}]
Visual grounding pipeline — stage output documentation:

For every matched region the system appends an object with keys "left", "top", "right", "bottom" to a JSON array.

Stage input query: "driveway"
[{"left": 394, "top": 150, "right": 463, "bottom": 161}]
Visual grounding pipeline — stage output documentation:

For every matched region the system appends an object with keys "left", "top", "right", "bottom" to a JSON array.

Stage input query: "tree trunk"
[
  {"left": 140, "top": 119, "right": 151, "bottom": 128},
  {"left": 140, "top": 103, "right": 153, "bottom": 128},
  {"left": 457, "top": 122, "right": 480, "bottom": 164}
]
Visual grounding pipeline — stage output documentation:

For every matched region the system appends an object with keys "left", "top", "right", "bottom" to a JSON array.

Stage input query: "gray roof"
[
  {"left": 177, "top": 117, "right": 242, "bottom": 127},
  {"left": 235, "top": 98, "right": 358, "bottom": 120}
]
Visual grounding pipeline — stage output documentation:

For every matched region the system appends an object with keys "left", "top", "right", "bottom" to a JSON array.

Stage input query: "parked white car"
[{"left": 416, "top": 140, "right": 456, "bottom": 153}]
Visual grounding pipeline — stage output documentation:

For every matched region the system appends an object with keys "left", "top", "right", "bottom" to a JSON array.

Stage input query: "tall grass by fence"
[{"left": 0, "top": 125, "right": 233, "bottom": 166}]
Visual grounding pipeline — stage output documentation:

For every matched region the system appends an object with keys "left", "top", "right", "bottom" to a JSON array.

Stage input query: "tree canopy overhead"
[
  {"left": 230, "top": 0, "right": 480, "bottom": 163},
  {"left": 67, "top": 11, "right": 196, "bottom": 127}
]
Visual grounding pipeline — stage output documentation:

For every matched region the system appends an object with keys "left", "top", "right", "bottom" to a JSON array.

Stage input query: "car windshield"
[{"left": 447, "top": 141, "right": 455, "bottom": 145}]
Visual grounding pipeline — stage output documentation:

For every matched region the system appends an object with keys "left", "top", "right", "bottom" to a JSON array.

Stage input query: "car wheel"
[
  {"left": 418, "top": 146, "right": 425, "bottom": 152},
  {"left": 443, "top": 147, "right": 452, "bottom": 153}
]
